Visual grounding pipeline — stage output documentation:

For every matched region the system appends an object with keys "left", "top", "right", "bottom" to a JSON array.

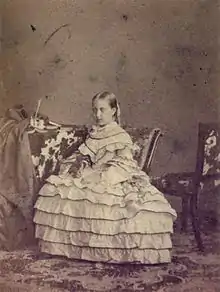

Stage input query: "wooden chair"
[
  {"left": 191, "top": 123, "right": 220, "bottom": 251},
  {"left": 153, "top": 123, "right": 220, "bottom": 252}
]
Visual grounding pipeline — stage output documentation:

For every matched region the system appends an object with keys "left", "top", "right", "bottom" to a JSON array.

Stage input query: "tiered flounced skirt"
[{"left": 33, "top": 173, "right": 177, "bottom": 264}]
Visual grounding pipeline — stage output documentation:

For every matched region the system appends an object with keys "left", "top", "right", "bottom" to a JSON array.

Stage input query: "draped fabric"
[{"left": 0, "top": 107, "right": 36, "bottom": 223}]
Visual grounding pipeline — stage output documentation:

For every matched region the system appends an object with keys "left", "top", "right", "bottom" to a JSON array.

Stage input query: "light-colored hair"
[{"left": 92, "top": 91, "right": 121, "bottom": 124}]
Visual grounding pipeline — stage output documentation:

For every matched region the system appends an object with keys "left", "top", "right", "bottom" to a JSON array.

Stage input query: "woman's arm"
[
  {"left": 95, "top": 147, "right": 135, "bottom": 185},
  {"left": 94, "top": 151, "right": 115, "bottom": 167},
  {"left": 95, "top": 145, "right": 134, "bottom": 166},
  {"left": 115, "top": 147, "right": 134, "bottom": 160}
]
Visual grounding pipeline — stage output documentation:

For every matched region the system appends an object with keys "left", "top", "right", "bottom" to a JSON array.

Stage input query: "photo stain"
[
  {"left": 122, "top": 14, "right": 128, "bottom": 21},
  {"left": 88, "top": 75, "right": 98, "bottom": 83},
  {"left": 117, "top": 52, "right": 127, "bottom": 70},
  {"left": 54, "top": 55, "right": 62, "bottom": 65},
  {"left": 30, "top": 25, "right": 36, "bottom": 32}
]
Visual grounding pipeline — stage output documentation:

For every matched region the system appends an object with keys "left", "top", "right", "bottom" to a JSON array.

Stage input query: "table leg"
[{"left": 181, "top": 196, "right": 189, "bottom": 232}]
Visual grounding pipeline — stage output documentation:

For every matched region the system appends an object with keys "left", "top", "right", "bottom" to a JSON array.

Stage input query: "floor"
[{"left": 0, "top": 217, "right": 219, "bottom": 292}]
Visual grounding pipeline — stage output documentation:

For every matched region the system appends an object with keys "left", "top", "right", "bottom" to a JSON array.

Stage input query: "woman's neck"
[{"left": 96, "top": 121, "right": 117, "bottom": 129}]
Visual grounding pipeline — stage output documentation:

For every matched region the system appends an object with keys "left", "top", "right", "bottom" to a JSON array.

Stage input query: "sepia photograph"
[{"left": 0, "top": 0, "right": 219, "bottom": 291}]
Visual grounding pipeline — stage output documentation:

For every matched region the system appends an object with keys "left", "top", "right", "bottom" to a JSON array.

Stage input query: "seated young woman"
[{"left": 33, "top": 91, "right": 177, "bottom": 264}]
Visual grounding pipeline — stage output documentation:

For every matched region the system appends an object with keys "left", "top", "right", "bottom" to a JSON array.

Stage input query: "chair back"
[
  {"left": 141, "top": 128, "right": 162, "bottom": 174},
  {"left": 194, "top": 123, "right": 220, "bottom": 192}
]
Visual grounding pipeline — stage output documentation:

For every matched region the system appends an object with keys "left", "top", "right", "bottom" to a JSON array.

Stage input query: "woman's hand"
[
  {"left": 75, "top": 159, "right": 90, "bottom": 177},
  {"left": 95, "top": 151, "right": 115, "bottom": 166}
]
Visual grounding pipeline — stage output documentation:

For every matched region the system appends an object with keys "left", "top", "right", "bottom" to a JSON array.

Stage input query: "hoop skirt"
[{"left": 34, "top": 122, "right": 177, "bottom": 264}]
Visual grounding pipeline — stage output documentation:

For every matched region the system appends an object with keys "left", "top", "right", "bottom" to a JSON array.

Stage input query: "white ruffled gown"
[{"left": 34, "top": 122, "right": 177, "bottom": 264}]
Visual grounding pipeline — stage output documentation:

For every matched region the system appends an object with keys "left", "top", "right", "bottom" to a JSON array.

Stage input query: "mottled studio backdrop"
[{"left": 0, "top": 0, "right": 219, "bottom": 176}]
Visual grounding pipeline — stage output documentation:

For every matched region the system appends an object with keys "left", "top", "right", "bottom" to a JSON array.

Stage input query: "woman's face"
[{"left": 93, "top": 99, "right": 116, "bottom": 126}]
